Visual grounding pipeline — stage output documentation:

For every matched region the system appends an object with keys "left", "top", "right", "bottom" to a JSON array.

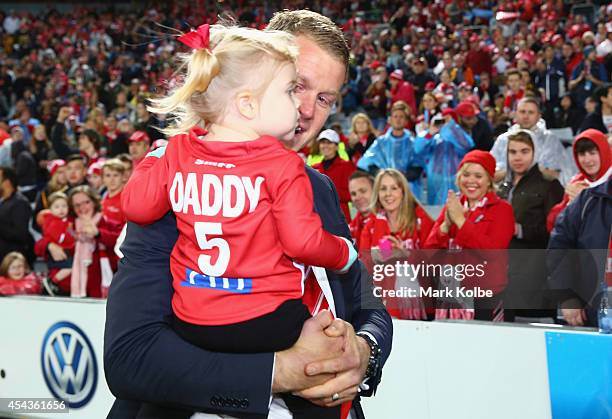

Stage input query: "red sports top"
[
  {"left": 122, "top": 127, "right": 350, "bottom": 326},
  {"left": 102, "top": 190, "right": 126, "bottom": 226},
  {"left": 42, "top": 213, "right": 75, "bottom": 251}
]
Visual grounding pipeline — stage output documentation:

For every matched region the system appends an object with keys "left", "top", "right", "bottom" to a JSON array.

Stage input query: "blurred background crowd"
[{"left": 0, "top": 0, "right": 610, "bottom": 325}]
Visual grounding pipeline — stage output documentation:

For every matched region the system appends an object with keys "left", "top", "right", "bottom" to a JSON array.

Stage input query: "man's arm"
[{"left": 104, "top": 214, "right": 341, "bottom": 415}]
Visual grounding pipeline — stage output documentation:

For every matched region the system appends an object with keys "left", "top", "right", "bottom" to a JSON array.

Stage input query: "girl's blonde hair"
[
  {"left": 149, "top": 25, "right": 298, "bottom": 136},
  {"left": 455, "top": 163, "right": 495, "bottom": 193},
  {"left": 370, "top": 169, "right": 417, "bottom": 234},
  {"left": 349, "top": 113, "right": 375, "bottom": 137},
  {"left": 0, "top": 252, "right": 30, "bottom": 277}
]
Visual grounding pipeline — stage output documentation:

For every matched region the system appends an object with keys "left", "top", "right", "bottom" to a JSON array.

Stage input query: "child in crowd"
[
  {"left": 121, "top": 24, "right": 356, "bottom": 419},
  {"left": 36, "top": 192, "right": 75, "bottom": 293},
  {"left": 101, "top": 159, "right": 127, "bottom": 226},
  {"left": 0, "top": 252, "right": 41, "bottom": 296},
  {"left": 87, "top": 160, "right": 105, "bottom": 195}
]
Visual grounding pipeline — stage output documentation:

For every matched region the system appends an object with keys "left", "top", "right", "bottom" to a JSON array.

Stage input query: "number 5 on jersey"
[{"left": 194, "top": 222, "right": 230, "bottom": 277}]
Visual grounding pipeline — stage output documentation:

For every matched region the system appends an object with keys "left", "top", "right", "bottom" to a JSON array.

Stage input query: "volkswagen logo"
[{"left": 40, "top": 321, "right": 98, "bottom": 408}]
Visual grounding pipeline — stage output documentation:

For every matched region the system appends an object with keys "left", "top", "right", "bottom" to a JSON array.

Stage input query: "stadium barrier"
[{"left": 0, "top": 296, "right": 609, "bottom": 418}]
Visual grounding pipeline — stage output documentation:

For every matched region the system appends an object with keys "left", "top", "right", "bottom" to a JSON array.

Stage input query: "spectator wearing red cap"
[
  {"left": 389, "top": 69, "right": 417, "bottom": 117},
  {"left": 547, "top": 129, "right": 611, "bottom": 232},
  {"left": 424, "top": 150, "right": 515, "bottom": 321},
  {"left": 462, "top": 98, "right": 495, "bottom": 152},
  {"left": 87, "top": 160, "right": 105, "bottom": 196},
  {"left": 312, "top": 129, "right": 356, "bottom": 222},
  {"left": 128, "top": 130, "right": 150, "bottom": 167},
  {"left": 496, "top": 130, "right": 563, "bottom": 322}
]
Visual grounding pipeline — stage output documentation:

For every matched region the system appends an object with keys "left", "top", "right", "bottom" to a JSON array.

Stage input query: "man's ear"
[{"left": 236, "top": 92, "right": 258, "bottom": 119}]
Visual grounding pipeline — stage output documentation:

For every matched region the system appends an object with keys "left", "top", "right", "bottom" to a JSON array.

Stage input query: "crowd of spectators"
[{"left": 0, "top": 1, "right": 610, "bottom": 326}]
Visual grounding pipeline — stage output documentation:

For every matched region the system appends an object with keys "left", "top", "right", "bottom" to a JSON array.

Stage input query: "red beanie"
[
  {"left": 47, "top": 159, "right": 66, "bottom": 176},
  {"left": 459, "top": 150, "right": 496, "bottom": 178}
]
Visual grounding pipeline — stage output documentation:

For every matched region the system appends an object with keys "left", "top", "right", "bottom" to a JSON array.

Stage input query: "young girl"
[
  {"left": 36, "top": 192, "right": 75, "bottom": 293},
  {"left": 122, "top": 25, "right": 355, "bottom": 419},
  {"left": 0, "top": 252, "right": 41, "bottom": 296}
]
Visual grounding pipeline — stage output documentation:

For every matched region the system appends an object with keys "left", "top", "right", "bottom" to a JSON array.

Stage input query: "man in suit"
[{"left": 104, "top": 10, "right": 393, "bottom": 419}]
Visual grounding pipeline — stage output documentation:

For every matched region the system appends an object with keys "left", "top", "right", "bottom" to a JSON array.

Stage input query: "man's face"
[
  {"left": 507, "top": 74, "right": 521, "bottom": 92},
  {"left": 576, "top": 148, "right": 601, "bottom": 179},
  {"left": 460, "top": 115, "right": 478, "bottom": 130},
  {"left": 516, "top": 102, "right": 540, "bottom": 129},
  {"left": 66, "top": 160, "right": 86, "bottom": 186},
  {"left": 508, "top": 140, "right": 534, "bottom": 175},
  {"left": 287, "top": 36, "right": 346, "bottom": 151},
  {"left": 129, "top": 141, "right": 149, "bottom": 161},
  {"left": 349, "top": 177, "right": 373, "bottom": 215},
  {"left": 390, "top": 110, "right": 407, "bottom": 131}
]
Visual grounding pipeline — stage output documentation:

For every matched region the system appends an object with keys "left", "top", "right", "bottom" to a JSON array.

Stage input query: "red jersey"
[
  {"left": 102, "top": 190, "right": 126, "bottom": 226},
  {"left": 349, "top": 212, "right": 375, "bottom": 250},
  {"left": 122, "top": 128, "right": 350, "bottom": 326},
  {"left": 503, "top": 89, "right": 524, "bottom": 113},
  {"left": 424, "top": 192, "right": 514, "bottom": 293},
  {"left": 42, "top": 213, "right": 75, "bottom": 252},
  {"left": 312, "top": 157, "right": 356, "bottom": 222},
  {"left": 359, "top": 206, "right": 434, "bottom": 251}
]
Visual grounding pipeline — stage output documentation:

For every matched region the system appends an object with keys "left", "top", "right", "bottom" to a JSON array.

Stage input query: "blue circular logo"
[{"left": 41, "top": 321, "right": 98, "bottom": 408}]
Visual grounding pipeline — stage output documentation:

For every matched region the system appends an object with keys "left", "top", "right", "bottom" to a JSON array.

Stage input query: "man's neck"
[
  {"left": 391, "top": 129, "right": 404, "bottom": 137},
  {"left": 107, "top": 187, "right": 122, "bottom": 198}
]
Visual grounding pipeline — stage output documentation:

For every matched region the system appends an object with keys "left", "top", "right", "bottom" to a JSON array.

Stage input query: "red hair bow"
[{"left": 178, "top": 24, "right": 211, "bottom": 51}]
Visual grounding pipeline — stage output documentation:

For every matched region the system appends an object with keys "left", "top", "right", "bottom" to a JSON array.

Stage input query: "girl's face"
[
  {"left": 34, "top": 125, "right": 46, "bottom": 141},
  {"left": 378, "top": 175, "right": 403, "bottom": 214},
  {"left": 50, "top": 198, "right": 69, "bottom": 219},
  {"left": 79, "top": 135, "right": 94, "bottom": 152},
  {"left": 8, "top": 259, "right": 25, "bottom": 280},
  {"left": 422, "top": 94, "right": 437, "bottom": 111},
  {"left": 354, "top": 118, "right": 369, "bottom": 134},
  {"left": 254, "top": 63, "right": 300, "bottom": 142},
  {"left": 459, "top": 164, "right": 490, "bottom": 202},
  {"left": 71, "top": 192, "right": 95, "bottom": 218},
  {"left": 88, "top": 173, "right": 103, "bottom": 191},
  {"left": 54, "top": 166, "right": 67, "bottom": 186}
]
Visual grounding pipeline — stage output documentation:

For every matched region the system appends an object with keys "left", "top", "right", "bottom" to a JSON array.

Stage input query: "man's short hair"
[
  {"left": 390, "top": 100, "right": 411, "bottom": 117},
  {"left": 517, "top": 96, "right": 541, "bottom": 112},
  {"left": 102, "top": 158, "right": 126, "bottom": 175},
  {"left": 0, "top": 166, "right": 17, "bottom": 189},
  {"left": 593, "top": 83, "right": 612, "bottom": 105},
  {"left": 506, "top": 68, "right": 520, "bottom": 80},
  {"left": 349, "top": 170, "right": 374, "bottom": 185},
  {"left": 507, "top": 131, "right": 534, "bottom": 151},
  {"left": 267, "top": 10, "right": 349, "bottom": 69},
  {"left": 66, "top": 154, "right": 85, "bottom": 165}
]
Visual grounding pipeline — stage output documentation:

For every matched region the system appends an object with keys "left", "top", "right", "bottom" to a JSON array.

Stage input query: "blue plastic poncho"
[
  {"left": 357, "top": 128, "right": 423, "bottom": 200},
  {"left": 413, "top": 120, "right": 475, "bottom": 205}
]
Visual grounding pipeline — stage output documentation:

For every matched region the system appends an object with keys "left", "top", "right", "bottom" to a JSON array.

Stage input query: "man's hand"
[
  {"left": 294, "top": 320, "right": 370, "bottom": 407},
  {"left": 272, "top": 310, "right": 343, "bottom": 394},
  {"left": 57, "top": 107, "right": 71, "bottom": 124},
  {"left": 561, "top": 308, "right": 587, "bottom": 327}
]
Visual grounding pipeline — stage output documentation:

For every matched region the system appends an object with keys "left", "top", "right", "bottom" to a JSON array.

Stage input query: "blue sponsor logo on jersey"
[{"left": 181, "top": 268, "right": 253, "bottom": 294}]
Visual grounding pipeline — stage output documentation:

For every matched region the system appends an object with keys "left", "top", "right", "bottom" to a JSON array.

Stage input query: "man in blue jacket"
[
  {"left": 104, "top": 10, "right": 393, "bottom": 419},
  {"left": 548, "top": 177, "right": 611, "bottom": 327}
]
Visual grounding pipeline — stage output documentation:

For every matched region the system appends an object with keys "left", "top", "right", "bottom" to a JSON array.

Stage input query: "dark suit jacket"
[{"left": 104, "top": 166, "right": 393, "bottom": 418}]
